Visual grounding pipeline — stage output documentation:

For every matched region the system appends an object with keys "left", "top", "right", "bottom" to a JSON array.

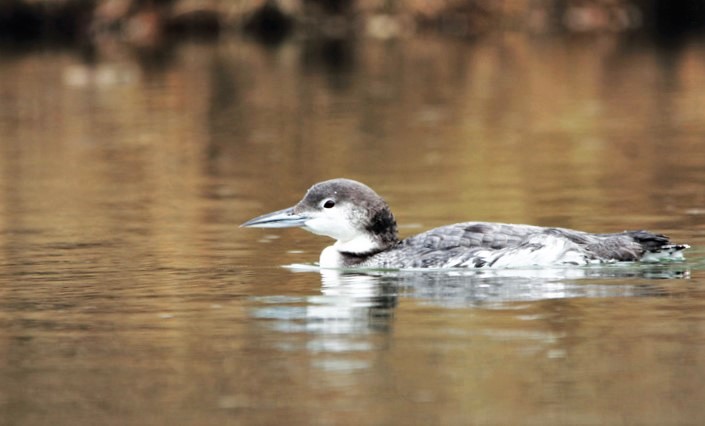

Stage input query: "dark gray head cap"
[
  {"left": 296, "top": 178, "right": 399, "bottom": 246},
  {"left": 298, "top": 178, "right": 378, "bottom": 206}
]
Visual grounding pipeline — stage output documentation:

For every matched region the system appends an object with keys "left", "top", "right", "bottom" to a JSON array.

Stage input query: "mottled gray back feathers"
[{"left": 357, "top": 222, "right": 682, "bottom": 269}]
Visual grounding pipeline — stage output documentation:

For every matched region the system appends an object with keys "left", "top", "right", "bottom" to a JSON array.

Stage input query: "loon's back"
[{"left": 358, "top": 222, "right": 686, "bottom": 269}]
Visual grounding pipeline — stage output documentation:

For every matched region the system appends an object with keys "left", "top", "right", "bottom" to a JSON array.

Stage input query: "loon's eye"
[{"left": 323, "top": 199, "right": 335, "bottom": 209}]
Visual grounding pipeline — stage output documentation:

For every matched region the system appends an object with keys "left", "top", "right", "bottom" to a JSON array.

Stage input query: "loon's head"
[{"left": 241, "top": 178, "right": 398, "bottom": 256}]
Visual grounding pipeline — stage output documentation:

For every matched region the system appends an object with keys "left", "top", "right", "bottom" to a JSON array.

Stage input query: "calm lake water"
[{"left": 1, "top": 32, "right": 705, "bottom": 425}]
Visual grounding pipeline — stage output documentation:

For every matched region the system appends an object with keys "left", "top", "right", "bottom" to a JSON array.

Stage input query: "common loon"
[{"left": 241, "top": 178, "right": 689, "bottom": 269}]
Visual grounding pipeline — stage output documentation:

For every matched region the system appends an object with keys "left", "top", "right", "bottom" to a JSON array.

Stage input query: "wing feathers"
[{"left": 375, "top": 222, "right": 683, "bottom": 268}]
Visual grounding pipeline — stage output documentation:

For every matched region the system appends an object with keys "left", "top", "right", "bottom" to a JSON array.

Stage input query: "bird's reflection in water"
[
  {"left": 250, "top": 270, "right": 398, "bottom": 372},
  {"left": 313, "top": 263, "right": 690, "bottom": 310},
  {"left": 308, "top": 270, "right": 399, "bottom": 333},
  {"left": 251, "top": 269, "right": 398, "bottom": 338},
  {"left": 253, "top": 264, "right": 690, "bottom": 341}
]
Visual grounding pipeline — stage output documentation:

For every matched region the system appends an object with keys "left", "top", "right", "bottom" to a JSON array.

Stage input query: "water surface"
[{"left": 1, "top": 33, "right": 705, "bottom": 425}]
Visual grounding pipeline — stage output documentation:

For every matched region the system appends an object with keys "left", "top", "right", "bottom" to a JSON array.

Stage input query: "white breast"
[{"left": 319, "top": 246, "right": 344, "bottom": 268}]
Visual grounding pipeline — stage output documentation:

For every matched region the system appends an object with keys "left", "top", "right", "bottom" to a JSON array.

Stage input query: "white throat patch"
[
  {"left": 318, "top": 233, "right": 380, "bottom": 268},
  {"left": 333, "top": 233, "right": 379, "bottom": 254}
]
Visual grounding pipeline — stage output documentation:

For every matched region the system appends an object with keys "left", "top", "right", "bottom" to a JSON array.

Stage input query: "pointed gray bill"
[{"left": 240, "top": 207, "right": 309, "bottom": 228}]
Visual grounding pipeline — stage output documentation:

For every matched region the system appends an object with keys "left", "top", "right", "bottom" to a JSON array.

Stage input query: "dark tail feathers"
[{"left": 627, "top": 230, "right": 688, "bottom": 253}]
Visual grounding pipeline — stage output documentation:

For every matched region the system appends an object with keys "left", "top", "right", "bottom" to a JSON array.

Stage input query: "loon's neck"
[{"left": 319, "top": 233, "right": 397, "bottom": 268}]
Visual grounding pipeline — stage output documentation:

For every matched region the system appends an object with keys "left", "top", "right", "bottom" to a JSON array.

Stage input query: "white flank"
[{"left": 480, "top": 234, "right": 589, "bottom": 268}]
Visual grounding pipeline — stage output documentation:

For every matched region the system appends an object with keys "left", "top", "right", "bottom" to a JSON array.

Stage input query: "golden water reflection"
[{"left": 1, "top": 33, "right": 705, "bottom": 425}]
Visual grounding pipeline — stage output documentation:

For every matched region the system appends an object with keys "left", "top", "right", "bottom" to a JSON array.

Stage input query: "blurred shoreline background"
[{"left": 1, "top": 0, "right": 704, "bottom": 49}]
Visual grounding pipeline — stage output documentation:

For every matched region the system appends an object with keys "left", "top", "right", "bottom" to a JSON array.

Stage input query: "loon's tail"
[{"left": 627, "top": 231, "right": 689, "bottom": 262}]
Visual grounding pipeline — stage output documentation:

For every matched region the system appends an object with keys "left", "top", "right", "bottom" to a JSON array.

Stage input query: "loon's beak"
[{"left": 241, "top": 207, "right": 309, "bottom": 228}]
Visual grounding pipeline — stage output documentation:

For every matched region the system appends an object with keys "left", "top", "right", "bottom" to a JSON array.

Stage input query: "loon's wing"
[
  {"left": 396, "top": 222, "right": 548, "bottom": 268},
  {"left": 402, "top": 222, "right": 546, "bottom": 251},
  {"left": 394, "top": 222, "right": 686, "bottom": 268}
]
